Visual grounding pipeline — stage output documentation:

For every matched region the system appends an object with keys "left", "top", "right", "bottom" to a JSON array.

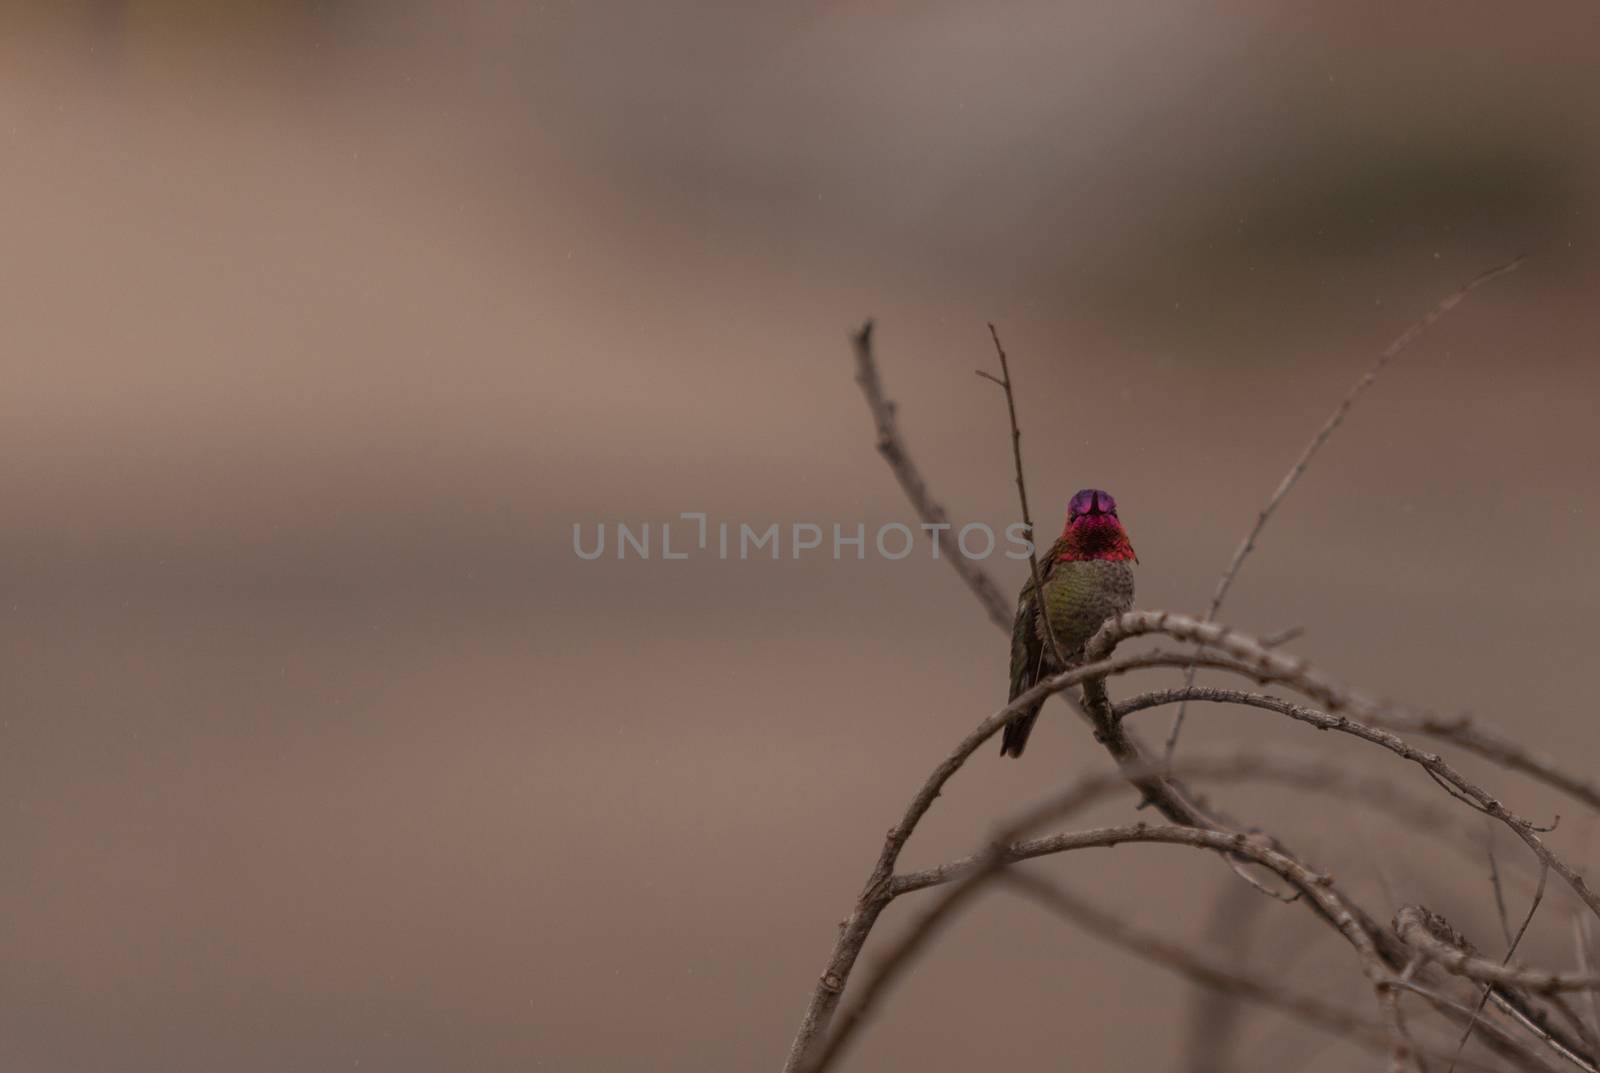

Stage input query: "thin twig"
[
  {"left": 1391, "top": 984, "right": 1431, "bottom": 1073},
  {"left": 1453, "top": 860, "right": 1552, "bottom": 1069},
  {"left": 805, "top": 315, "right": 1578, "bottom": 1073},
  {"left": 979, "top": 323, "right": 1066, "bottom": 667},
  {"left": 1373, "top": 713, "right": 1600, "bottom": 816},
  {"left": 1164, "top": 255, "right": 1525, "bottom": 762},
  {"left": 1548, "top": 993, "right": 1600, "bottom": 1070},
  {"left": 1261, "top": 624, "right": 1307, "bottom": 648},
  {"left": 787, "top": 611, "right": 1595, "bottom": 1072},
  {"left": 1392, "top": 904, "right": 1600, "bottom": 1073},
  {"left": 1579, "top": 916, "right": 1600, "bottom": 1045},
  {"left": 1006, "top": 871, "right": 1512, "bottom": 1073},
  {"left": 1105, "top": 669, "right": 1596, "bottom": 926},
  {"left": 1223, "top": 855, "right": 1302, "bottom": 902},
  {"left": 890, "top": 750, "right": 1467, "bottom": 894},
  {"left": 1493, "top": 825, "right": 1518, "bottom": 949},
  {"left": 851, "top": 321, "right": 1012, "bottom": 629},
  {"left": 780, "top": 645, "right": 1249, "bottom": 1073},
  {"left": 805, "top": 822, "right": 1404, "bottom": 1073},
  {"left": 1397, "top": 904, "right": 1600, "bottom": 994},
  {"left": 844, "top": 320, "right": 1432, "bottom": 964},
  {"left": 844, "top": 321, "right": 1224, "bottom": 839},
  {"left": 1084, "top": 629, "right": 1600, "bottom": 1073},
  {"left": 1184, "top": 882, "right": 1266, "bottom": 1073},
  {"left": 1388, "top": 978, "right": 1574, "bottom": 1073},
  {"left": 1387, "top": 975, "right": 1573, "bottom": 1073}
]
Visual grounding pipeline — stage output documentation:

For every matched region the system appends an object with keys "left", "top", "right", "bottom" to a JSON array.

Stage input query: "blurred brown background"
[{"left": 2, "top": 3, "right": 1598, "bottom": 1071}]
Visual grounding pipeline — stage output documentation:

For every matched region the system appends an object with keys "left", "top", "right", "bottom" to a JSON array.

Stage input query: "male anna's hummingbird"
[{"left": 1002, "top": 488, "right": 1137, "bottom": 758}]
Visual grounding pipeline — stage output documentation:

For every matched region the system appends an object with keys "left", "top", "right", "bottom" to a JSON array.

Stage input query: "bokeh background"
[{"left": 4, "top": 3, "right": 1599, "bottom": 1071}]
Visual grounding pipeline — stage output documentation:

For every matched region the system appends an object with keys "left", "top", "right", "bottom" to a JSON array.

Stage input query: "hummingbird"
[{"left": 1001, "top": 488, "right": 1137, "bottom": 758}]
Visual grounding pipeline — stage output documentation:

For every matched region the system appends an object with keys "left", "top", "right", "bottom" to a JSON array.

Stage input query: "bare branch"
[
  {"left": 1577, "top": 915, "right": 1600, "bottom": 1045},
  {"left": 1165, "top": 255, "right": 1526, "bottom": 761},
  {"left": 1386, "top": 976, "right": 1574, "bottom": 1073},
  {"left": 1369, "top": 713, "right": 1600, "bottom": 816},
  {"left": 1454, "top": 860, "right": 1552, "bottom": 1068},
  {"left": 807, "top": 822, "right": 1405, "bottom": 1073},
  {"left": 1397, "top": 906, "right": 1600, "bottom": 994},
  {"left": 1102, "top": 658, "right": 1598, "bottom": 927},
  {"left": 1006, "top": 871, "right": 1514, "bottom": 1073},
  {"left": 1513, "top": 865, "right": 1549, "bottom": 962},
  {"left": 1121, "top": 691, "right": 1560, "bottom": 862},
  {"left": 809, "top": 316, "right": 1586, "bottom": 1073},
  {"left": 1393, "top": 906, "right": 1600, "bottom": 1071},
  {"left": 788, "top": 605, "right": 1596, "bottom": 1072},
  {"left": 1184, "top": 882, "right": 1267, "bottom": 1073},
  {"left": 1223, "top": 855, "right": 1303, "bottom": 902},
  {"left": 893, "top": 813, "right": 1569, "bottom": 1073},
  {"left": 851, "top": 322, "right": 1012, "bottom": 630},
  {"left": 780, "top": 645, "right": 1247, "bottom": 1072},
  {"left": 841, "top": 321, "right": 1269, "bottom": 893},
  {"left": 891, "top": 750, "right": 1485, "bottom": 895},
  {"left": 1388, "top": 978, "right": 1574, "bottom": 1073},
  {"left": 979, "top": 323, "right": 1066, "bottom": 667},
  {"left": 1493, "top": 825, "right": 1519, "bottom": 948},
  {"left": 1261, "top": 623, "right": 1308, "bottom": 648}
]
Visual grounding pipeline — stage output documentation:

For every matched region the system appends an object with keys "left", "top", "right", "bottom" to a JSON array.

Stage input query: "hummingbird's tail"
[{"left": 999, "top": 696, "right": 1046, "bottom": 758}]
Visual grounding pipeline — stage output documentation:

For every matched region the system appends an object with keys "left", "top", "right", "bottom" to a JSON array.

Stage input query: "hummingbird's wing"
[
  {"left": 1007, "top": 580, "right": 1045, "bottom": 705},
  {"left": 1001, "top": 540, "right": 1064, "bottom": 758}
]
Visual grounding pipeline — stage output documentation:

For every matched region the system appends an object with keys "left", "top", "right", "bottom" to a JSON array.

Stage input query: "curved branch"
[
  {"left": 1090, "top": 613, "right": 1600, "bottom": 928},
  {"left": 786, "top": 610, "right": 1599, "bottom": 1071},
  {"left": 1138, "top": 685, "right": 1600, "bottom": 819},
  {"left": 1007, "top": 871, "right": 1531, "bottom": 1073},
  {"left": 852, "top": 322, "right": 1011, "bottom": 630},
  {"left": 806, "top": 822, "right": 1404, "bottom": 1073},
  {"left": 780, "top": 646, "right": 1242, "bottom": 1072},
  {"left": 889, "top": 749, "right": 1517, "bottom": 894},
  {"left": 1398, "top": 906, "right": 1600, "bottom": 995},
  {"left": 818, "top": 306, "right": 1594, "bottom": 1073},
  {"left": 1373, "top": 713, "right": 1600, "bottom": 815},
  {"left": 1166, "top": 255, "right": 1525, "bottom": 760}
]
